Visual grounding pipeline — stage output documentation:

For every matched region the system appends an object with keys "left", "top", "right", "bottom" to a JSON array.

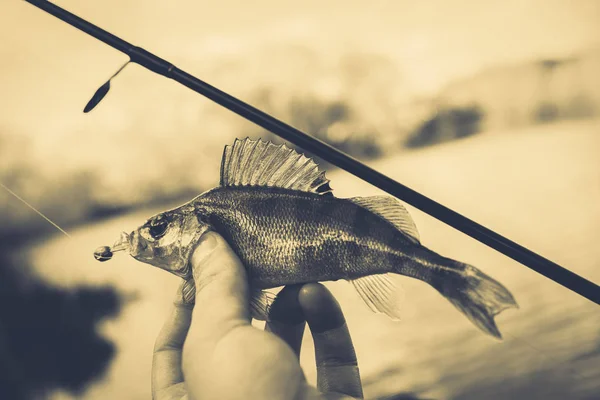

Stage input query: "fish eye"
[{"left": 149, "top": 218, "right": 169, "bottom": 239}]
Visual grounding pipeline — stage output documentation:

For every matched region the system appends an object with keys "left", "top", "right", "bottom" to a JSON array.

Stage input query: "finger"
[
  {"left": 152, "top": 282, "right": 193, "bottom": 396},
  {"left": 299, "top": 283, "right": 363, "bottom": 399},
  {"left": 188, "top": 231, "right": 251, "bottom": 342},
  {"left": 265, "top": 284, "right": 307, "bottom": 358},
  {"left": 182, "top": 232, "right": 252, "bottom": 385}
]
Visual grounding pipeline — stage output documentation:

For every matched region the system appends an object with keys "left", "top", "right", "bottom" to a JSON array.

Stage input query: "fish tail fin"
[
  {"left": 345, "top": 194, "right": 517, "bottom": 337},
  {"left": 429, "top": 260, "right": 518, "bottom": 339}
]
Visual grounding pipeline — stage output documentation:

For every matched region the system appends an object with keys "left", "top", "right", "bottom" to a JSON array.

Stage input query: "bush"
[
  {"left": 251, "top": 93, "right": 384, "bottom": 165},
  {"left": 0, "top": 249, "right": 122, "bottom": 400},
  {"left": 405, "top": 105, "right": 484, "bottom": 148},
  {"left": 534, "top": 102, "right": 559, "bottom": 123}
]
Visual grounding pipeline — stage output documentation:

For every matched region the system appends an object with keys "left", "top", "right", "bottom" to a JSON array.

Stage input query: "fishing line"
[{"left": 1, "top": 183, "right": 72, "bottom": 238}]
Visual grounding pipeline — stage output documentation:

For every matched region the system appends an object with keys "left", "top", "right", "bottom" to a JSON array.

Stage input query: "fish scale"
[
  {"left": 199, "top": 187, "right": 398, "bottom": 287},
  {"left": 96, "top": 138, "right": 518, "bottom": 338}
]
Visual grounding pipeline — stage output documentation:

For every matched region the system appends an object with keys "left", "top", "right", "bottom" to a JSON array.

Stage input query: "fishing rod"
[{"left": 22, "top": 0, "right": 600, "bottom": 306}]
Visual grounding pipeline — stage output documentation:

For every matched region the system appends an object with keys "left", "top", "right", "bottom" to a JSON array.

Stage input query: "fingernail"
[
  {"left": 191, "top": 231, "right": 219, "bottom": 267},
  {"left": 299, "top": 283, "right": 346, "bottom": 333}
]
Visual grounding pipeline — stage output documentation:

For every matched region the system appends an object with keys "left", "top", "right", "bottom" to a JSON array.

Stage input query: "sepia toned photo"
[{"left": 1, "top": 1, "right": 599, "bottom": 399}]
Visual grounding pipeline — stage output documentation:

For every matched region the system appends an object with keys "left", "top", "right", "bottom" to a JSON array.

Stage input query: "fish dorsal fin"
[
  {"left": 220, "top": 138, "right": 332, "bottom": 195},
  {"left": 350, "top": 273, "right": 405, "bottom": 320},
  {"left": 349, "top": 196, "right": 420, "bottom": 244}
]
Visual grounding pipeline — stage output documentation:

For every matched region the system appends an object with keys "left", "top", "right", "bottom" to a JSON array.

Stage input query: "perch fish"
[{"left": 95, "top": 138, "right": 518, "bottom": 338}]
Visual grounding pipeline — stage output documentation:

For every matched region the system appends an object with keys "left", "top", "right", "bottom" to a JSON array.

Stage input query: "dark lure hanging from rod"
[
  {"left": 22, "top": 0, "right": 600, "bottom": 305},
  {"left": 83, "top": 60, "right": 130, "bottom": 113}
]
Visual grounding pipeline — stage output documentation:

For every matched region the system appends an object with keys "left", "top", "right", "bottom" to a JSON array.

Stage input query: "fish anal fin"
[
  {"left": 220, "top": 138, "right": 333, "bottom": 195},
  {"left": 350, "top": 196, "right": 420, "bottom": 244},
  {"left": 350, "top": 273, "right": 404, "bottom": 320},
  {"left": 250, "top": 289, "right": 277, "bottom": 321}
]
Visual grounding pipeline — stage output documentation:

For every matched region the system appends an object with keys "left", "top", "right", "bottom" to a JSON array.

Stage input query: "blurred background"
[{"left": 1, "top": 0, "right": 599, "bottom": 399}]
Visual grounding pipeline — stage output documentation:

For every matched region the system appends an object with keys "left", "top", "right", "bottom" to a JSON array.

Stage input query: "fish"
[{"left": 95, "top": 137, "right": 518, "bottom": 338}]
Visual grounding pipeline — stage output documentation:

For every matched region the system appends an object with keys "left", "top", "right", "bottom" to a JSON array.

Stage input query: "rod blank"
[{"left": 23, "top": 0, "right": 600, "bottom": 305}]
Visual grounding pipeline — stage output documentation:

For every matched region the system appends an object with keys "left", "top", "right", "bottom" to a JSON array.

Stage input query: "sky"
[
  {"left": 0, "top": 0, "right": 598, "bottom": 209},
  {"left": 4, "top": 2, "right": 599, "bottom": 84},
  {"left": 2, "top": 0, "right": 598, "bottom": 130}
]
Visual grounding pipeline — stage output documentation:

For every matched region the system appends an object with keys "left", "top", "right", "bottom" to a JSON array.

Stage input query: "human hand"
[{"left": 151, "top": 231, "right": 363, "bottom": 400}]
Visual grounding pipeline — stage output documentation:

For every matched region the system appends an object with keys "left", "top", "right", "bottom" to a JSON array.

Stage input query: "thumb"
[
  {"left": 187, "top": 231, "right": 251, "bottom": 343},
  {"left": 182, "top": 232, "right": 253, "bottom": 397}
]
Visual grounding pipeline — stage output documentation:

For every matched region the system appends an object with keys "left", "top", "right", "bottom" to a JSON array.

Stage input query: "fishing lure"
[{"left": 95, "top": 138, "right": 518, "bottom": 338}]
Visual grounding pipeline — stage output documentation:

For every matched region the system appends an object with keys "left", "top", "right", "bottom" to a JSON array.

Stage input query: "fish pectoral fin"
[
  {"left": 350, "top": 273, "right": 405, "bottom": 320},
  {"left": 349, "top": 196, "right": 420, "bottom": 244},
  {"left": 249, "top": 289, "right": 277, "bottom": 321},
  {"left": 179, "top": 278, "right": 196, "bottom": 305}
]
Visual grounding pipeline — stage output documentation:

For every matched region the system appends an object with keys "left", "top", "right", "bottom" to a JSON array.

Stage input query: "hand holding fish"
[{"left": 152, "top": 231, "right": 363, "bottom": 400}]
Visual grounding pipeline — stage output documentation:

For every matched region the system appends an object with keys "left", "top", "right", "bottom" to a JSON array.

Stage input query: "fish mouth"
[
  {"left": 111, "top": 231, "right": 132, "bottom": 253},
  {"left": 113, "top": 230, "right": 152, "bottom": 260},
  {"left": 93, "top": 231, "right": 133, "bottom": 262},
  {"left": 127, "top": 230, "right": 153, "bottom": 260}
]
